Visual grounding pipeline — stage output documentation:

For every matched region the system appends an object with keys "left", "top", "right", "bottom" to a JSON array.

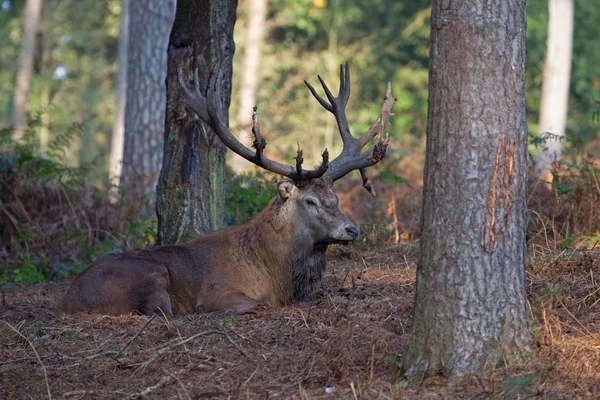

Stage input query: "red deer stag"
[{"left": 56, "top": 61, "right": 395, "bottom": 317}]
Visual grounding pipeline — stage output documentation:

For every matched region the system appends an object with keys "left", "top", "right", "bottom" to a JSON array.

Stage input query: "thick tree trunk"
[
  {"left": 232, "top": 0, "right": 268, "bottom": 173},
  {"left": 12, "top": 0, "right": 43, "bottom": 142},
  {"left": 402, "top": 0, "right": 531, "bottom": 378},
  {"left": 156, "top": 0, "right": 237, "bottom": 245},
  {"left": 535, "top": 0, "right": 574, "bottom": 179},
  {"left": 121, "top": 0, "right": 176, "bottom": 216},
  {"left": 108, "top": 0, "right": 130, "bottom": 187}
]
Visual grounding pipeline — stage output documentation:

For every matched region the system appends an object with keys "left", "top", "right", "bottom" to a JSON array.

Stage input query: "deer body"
[
  {"left": 57, "top": 179, "right": 355, "bottom": 316},
  {"left": 56, "top": 62, "right": 395, "bottom": 317}
]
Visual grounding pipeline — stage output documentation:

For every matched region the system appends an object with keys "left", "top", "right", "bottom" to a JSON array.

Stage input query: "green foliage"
[
  {"left": 225, "top": 168, "right": 278, "bottom": 226},
  {"left": 1, "top": 254, "right": 46, "bottom": 285},
  {"left": 535, "top": 283, "right": 567, "bottom": 306},
  {"left": 0, "top": 117, "right": 93, "bottom": 186},
  {"left": 0, "top": 126, "right": 154, "bottom": 285},
  {"left": 501, "top": 374, "right": 539, "bottom": 400}
]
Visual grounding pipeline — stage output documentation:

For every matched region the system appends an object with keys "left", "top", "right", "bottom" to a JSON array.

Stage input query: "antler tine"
[
  {"left": 359, "top": 167, "right": 376, "bottom": 196},
  {"left": 304, "top": 80, "right": 332, "bottom": 112},
  {"left": 360, "top": 82, "right": 394, "bottom": 148},
  {"left": 251, "top": 106, "right": 266, "bottom": 160},
  {"left": 304, "top": 63, "right": 353, "bottom": 143},
  {"left": 294, "top": 143, "right": 304, "bottom": 178},
  {"left": 178, "top": 57, "right": 329, "bottom": 182}
]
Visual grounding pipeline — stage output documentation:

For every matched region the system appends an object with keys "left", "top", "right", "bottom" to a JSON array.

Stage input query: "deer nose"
[{"left": 345, "top": 225, "right": 359, "bottom": 240}]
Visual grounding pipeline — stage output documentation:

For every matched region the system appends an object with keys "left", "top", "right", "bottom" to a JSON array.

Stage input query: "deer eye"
[{"left": 305, "top": 199, "right": 317, "bottom": 207}]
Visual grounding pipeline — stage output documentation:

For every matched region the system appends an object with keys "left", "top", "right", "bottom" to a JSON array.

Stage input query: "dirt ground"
[{"left": 2, "top": 243, "right": 600, "bottom": 399}]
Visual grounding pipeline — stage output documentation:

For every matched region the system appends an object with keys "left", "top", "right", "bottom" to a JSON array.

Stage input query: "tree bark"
[
  {"left": 232, "top": 0, "right": 268, "bottom": 173},
  {"left": 120, "top": 0, "right": 176, "bottom": 216},
  {"left": 534, "top": 0, "right": 574, "bottom": 179},
  {"left": 402, "top": 0, "right": 531, "bottom": 378},
  {"left": 108, "top": 0, "right": 130, "bottom": 187},
  {"left": 156, "top": 0, "right": 237, "bottom": 245},
  {"left": 12, "top": 0, "right": 43, "bottom": 143}
]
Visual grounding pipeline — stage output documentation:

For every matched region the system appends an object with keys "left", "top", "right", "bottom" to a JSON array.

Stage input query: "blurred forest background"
[{"left": 1, "top": 0, "right": 600, "bottom": 283}]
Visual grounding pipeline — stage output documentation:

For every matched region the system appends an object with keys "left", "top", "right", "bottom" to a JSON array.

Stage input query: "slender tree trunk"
[
  {"left": 402, "top": 0, "right": 531, "bottom": 379},
  {"left": 12, "top": 0, "right": 43, "bottom": 142},
  {"left": 535, "top": 0, "right": 574, "bottom": 180},
  {"left": 156, "top": 0, "right": 237, "bottom": 245},
  {"left": 120, "top": 0, "right": 176, "bottom": 217},
  {"left": 108, "top": 0, "right": 130, "bottom": 187},
  {"left": 39, "top": 1, "right": 53, "bottom": 155},
  {"left": 232, "top": 0, "right": 268, "bottom": 173}
]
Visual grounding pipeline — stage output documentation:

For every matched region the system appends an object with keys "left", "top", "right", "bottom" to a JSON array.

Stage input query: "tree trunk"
[
  {"left": 39, "top": 0, "right": 53, "bottom": 156},
  {"left": 232, "top": 0, "right": 268, "bottom": 173},
  {"left": 108, "top": 0, "right": 130, "bottom": 187},
  {"left": 402, "top": 0, "right": 531, "bottom": 379},
  {"left": 156, "top": 0, "right": 237, "bottom": 245},
  {"left": 120, "top": 0, "right": 176, "bottom": 216},
  {"left": 12, "top": 0, "right": 43, "bottom": 143},
  {"left": 534, "top": 0, "right": 574, "bottom": 180}
]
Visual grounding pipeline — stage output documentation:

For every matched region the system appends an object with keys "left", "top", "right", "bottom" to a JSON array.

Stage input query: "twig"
[
  {"left": 2, "top": 181, "right": 31, "bottom": 221},
  {"left": 370, "top": 343, "right": 375, "bottom": 380},
  {"left": 61, "top": 350, "right": 121, "bottom": 361},
  {"left": 560, "top": 302, "right": 598, "bottom": 341},
  {"left": 164, "top": 368, "right": 192, "bottom": 400},
  {"left": 0, "top": 355, "right": 51, "bottom": 365},
  {"left": 219, "top": 326, "right": 248, "bottom": 358},
  {"left": 3, "top": 321, "right": 52, "bottom": 399},
  {"left": 134, "top": 329, "right": 221, "bottom": 374},
  {"left": 223, "top": 325, "right": 262, "bottom": 347},
  {"left": 115, "top": 315, "right": 155, "bottom": 358},
  {"left": 138, "top": 375, "right": 171, "bottom": 398},
  {"left": 131, "top": 365, "right": 195, "bottom": 399},
  {"left": 243, "top": 367, "right": 258, "bottom": 387},
  {"left": 297, "top": 308, "right": 309, "bottom": 329},
  {"left": 350, "top": 382, "right": 358, "bottom": 400}
]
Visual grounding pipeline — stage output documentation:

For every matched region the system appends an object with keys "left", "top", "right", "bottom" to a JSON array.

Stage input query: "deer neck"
[{"left": 241, "top": 198, "right": 328, "bottom": 302}]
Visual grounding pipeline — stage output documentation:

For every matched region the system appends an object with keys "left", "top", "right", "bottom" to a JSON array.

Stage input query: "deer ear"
[{"left": 278, "top": 181, "right": 297, "bottom": 200}]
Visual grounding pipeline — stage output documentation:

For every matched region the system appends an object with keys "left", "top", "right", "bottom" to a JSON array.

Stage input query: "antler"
[
  {"left": 304, "top": 62, "right": 395, "bottom": 196},
  {"left": 177, "top": 59, "right": 329, "bottom": 181}
]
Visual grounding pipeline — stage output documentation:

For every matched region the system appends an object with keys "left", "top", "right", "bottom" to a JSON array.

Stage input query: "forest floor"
[{"left": 1, "top": 243, "right": 600, "bottom": 399}]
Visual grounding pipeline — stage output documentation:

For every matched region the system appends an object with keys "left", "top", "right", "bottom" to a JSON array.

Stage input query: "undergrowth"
[
  {"left": 528, "top": 154, "right": 600, "bottom": 249},
  {"left": 0, "top": 121, "right": 158, "bottom": 284}
]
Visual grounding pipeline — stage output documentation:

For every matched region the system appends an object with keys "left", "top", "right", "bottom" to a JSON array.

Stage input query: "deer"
[{"left": 56, "top": 60, "right": 395, "bottom": 317}]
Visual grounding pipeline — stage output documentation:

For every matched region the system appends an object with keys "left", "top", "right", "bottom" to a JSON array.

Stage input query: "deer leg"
[
  {"left": 137, "top": 270, "right": 174, "bottom": 318},
  {"left": 208, "top": 292, "right": 260, "bottom": 315},
  {"left": 139, "top": 288, "right": 174, "bottom": 318}
]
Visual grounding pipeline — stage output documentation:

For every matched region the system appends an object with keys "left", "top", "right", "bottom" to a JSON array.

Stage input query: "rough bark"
[
  {"left": 232, "top": 0, "right": 268, "bottom": 173},
  {"left": 156, "top": 0, "right": 237, "bottom": 245},
  {"left": 121, "top": 0, "right": 176, "bottom": 216},
  {"left": 12, "top": 0, "right": 43, "bottom": 142},
  {"left": 402, "top": 0, "right": 531, "bottom": 378},
  {"left": 108, "top": 0, "right": 130, "bottom": 187},
  {"left": 534, "top": 0, "right": 574, "bottom": 179}
]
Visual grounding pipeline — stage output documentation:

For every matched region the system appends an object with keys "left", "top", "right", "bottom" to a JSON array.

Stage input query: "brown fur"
[{"left": 56, "top": 178, "right": 358, "bottom": 317}]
